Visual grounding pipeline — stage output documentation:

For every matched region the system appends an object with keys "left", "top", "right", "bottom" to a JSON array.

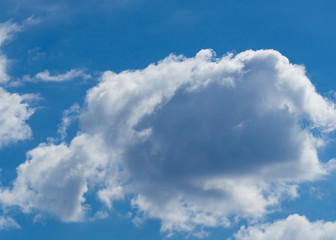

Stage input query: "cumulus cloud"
[
  {"left": 24, "top": 69, "right": 91, "bottom": 83},
  {"left": 1, "top": 49, "right": 336, "bottom": 235},
  {"left": 0, "top": 134, "right": 115, "bottom": 222},
  {"left": 234, "top": 214, "right": 336, "bottom": 240},
  {"left": 0, "top": 89, "right": 34, "bottom": 148}
]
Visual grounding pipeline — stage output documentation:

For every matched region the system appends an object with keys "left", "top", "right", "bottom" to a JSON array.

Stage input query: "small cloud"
[
  {"left": 0, "top": 21, "right": 21, "bottom": 47},
  {"left": 23, "top": 15, "right": 42, "bottom": 26},
  {"left": 27, "top": 47, "right": 46, "bottom": 63},
  {"left": 0, "top": 87, "right": 35, "bottom": 148},
  {"left": 0, "top": 216, "right": 20, "bottom": 230},
  {"left": 57, "top": 103, "right": 81, "bottom": 140},
  {"left": 24, "top": 69, "right": 91, "bottom": 83},
  {"left": 0, "top": 16, "right": 40, "bottom": 48},
  {"left": 97, "top": 186, "right": 124, "bottom": 209},
  {"left": 88, "top": 211, "right": 109, "bottom": 222}
]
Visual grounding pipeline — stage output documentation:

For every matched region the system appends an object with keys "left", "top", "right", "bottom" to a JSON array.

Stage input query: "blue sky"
[{"left": 1, "top": 0, "right": 336, "bottom": 239}]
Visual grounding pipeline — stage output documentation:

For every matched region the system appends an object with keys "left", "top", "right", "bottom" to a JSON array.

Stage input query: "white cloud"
[
  {"left": 0, "top": 216, "right": 20, "bottom": 230},
  {"left": 0, "top": 18, "right": 40, "bottom": 84},
  {"left": 24, "top": 69, "right": 91, "bottom": 82},
  {"left": 23, "top": 15, "right": 42, "bottom": 26},
  {"left": 83, "top": 49, "right": 336, "bottom": 234},
  {"left": 0, "top": 88, "right": 34, "bottom": 148},
  {"left": 97, "top": 186, "right": 124, "bottom": 209},
  {"left": 0, "top": 21, "right": 21, "bottom": 48},
  {"left": 234, "top": 214, "right": 336, "bottom": 240},
  {"left": 1, "top": 49, "right": 336, "bottom": 235},
  {"left": 0, "top": 21, "right": 21, "bottom": 83},
  {"left": 0, "top": 134, "right": 116, "bottom": 222},
  {"left": 0, "top": 56, "right": 9, "bottom": 84},
  {"left": 0, "top": 21, "right": 34, "bottom": 148},
  {"left": 57, "top": 103, "right": 80, "bottom": 140}
]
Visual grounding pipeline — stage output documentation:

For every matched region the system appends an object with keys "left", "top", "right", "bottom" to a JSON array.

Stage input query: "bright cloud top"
[
  {"left": 1, "top": 49, "right": 336, "bottom": 235},
  {"left": 235, "top": 214, "right": 336, "bottom": 240}
]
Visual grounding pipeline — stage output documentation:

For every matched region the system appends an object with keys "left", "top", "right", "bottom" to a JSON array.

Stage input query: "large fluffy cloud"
[
  {"left": 234, "top": 214, "right": 336, "bottom": 240},
  {"left": 1, "top": 49, "right": 336, "bottom": 235}
]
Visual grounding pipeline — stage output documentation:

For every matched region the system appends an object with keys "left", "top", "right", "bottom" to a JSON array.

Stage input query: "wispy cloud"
[
  {"left": 57, "top": 103, "right": 80, "bottom": 140},
  {"left": 24, "top": 69, "right": 91, "bottom": 83},
  {"left": 23, "top": 15, "right": 42, "bottom": 26},
  {"left": 0, "top": 20, "right": 35, "bottom": 147},
  {"left": 0, "top": 216, "right": 20, "bottom": 230},
  {"left": 0, "top": 16, "right": 40, "bottom": 47},
  {"left": 0, "top": 17, "right": 40, "bottom": 84},
  {"left": 0, "top": 21, "right": 21, "bottom": 47},
  {"left": 0, "top": 21, "right": 21, "bottom": 83}
]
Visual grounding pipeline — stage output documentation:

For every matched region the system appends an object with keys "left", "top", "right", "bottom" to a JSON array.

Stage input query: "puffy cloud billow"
[
  {"left": 1, "top": 49, "right": 336, "bottom": 235},
  {"left": 234, "top": 214, "right": 336, "bottom": 240},
  {"left": 0, "top": 88, "right": 34, "bottom": 148}
]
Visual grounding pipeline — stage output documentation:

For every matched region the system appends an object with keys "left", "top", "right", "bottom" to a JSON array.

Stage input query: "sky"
[{"left": 1, "top": 0, "right": 336, "bottom": 239}]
